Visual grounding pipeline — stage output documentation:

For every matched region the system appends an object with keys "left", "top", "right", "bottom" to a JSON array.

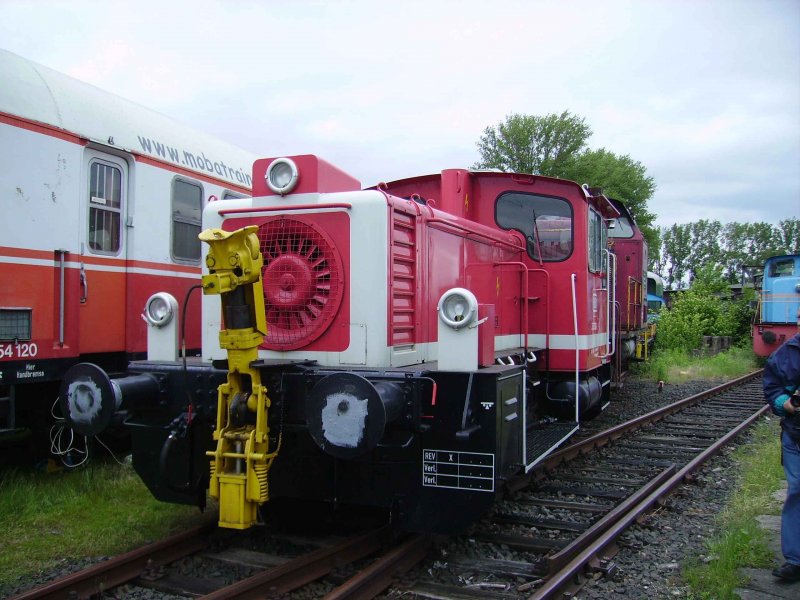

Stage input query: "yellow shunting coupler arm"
[{"left": 199, "top": 226, "right": 276, "bottom": 529}]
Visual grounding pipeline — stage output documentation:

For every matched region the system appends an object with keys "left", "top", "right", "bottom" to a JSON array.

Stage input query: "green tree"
[
  {"left": 660, "top": 223, "right": 692, "bottom": 289},
  {"left": 776, "top": 218, "right": 800, "bottom": 254},
  {"left": 744, "top": 222, "right": 777, "bottom": 265},
  {"left": 721, "top": 222, "right": 751, "bottom": 283},
  {"left": 691, "top": 263, "right": 730, "bottom": 295},
  {"left": 652, "top": 227, "right": 669, "bottom": 276},
  {"left": 558, "top": 148, "right": 658, "bottom": 252},
  {"left": 687, "top": 220, "right": 723, "bottom": 284},
  {"left": 656, "top": 219, "right": 799, "bottom": 290},
  {"left": 474, "top": 111, "right": 592, "bottom": 175},
  {"left": 474, "top": 112, "right": 658, "bottom": 255},
  {"left": 647, "top": 227, "right": 663, "bottom": 273}
]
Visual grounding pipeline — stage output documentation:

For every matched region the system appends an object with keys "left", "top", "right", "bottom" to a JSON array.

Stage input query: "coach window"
[
  {"left": 588, "top": 208, "right": 606, "bottom": 273},
  {"left": 88, "top": 161, "right": 122, "bottom": 253},
  {"left": 172, "top": 178, "right": 203, "bottom": 262},
  {"left": 495, "top": 192, "right": 573, "bottom": 261}
]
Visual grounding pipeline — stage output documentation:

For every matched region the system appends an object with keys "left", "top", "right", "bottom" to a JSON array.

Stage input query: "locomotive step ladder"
[{"left": 525, "top": 420, "right": 578, "bottom": 471}]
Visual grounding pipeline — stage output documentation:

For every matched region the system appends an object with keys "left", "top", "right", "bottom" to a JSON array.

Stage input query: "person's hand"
[{"left": 785, "top": 396, "right": 799, "bottom": 415}]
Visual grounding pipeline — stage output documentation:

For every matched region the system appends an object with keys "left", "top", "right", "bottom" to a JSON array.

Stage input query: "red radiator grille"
[
  {"left": 257, "top": 217, "right": 344, "bottom": 350},
  {"left": 390, "top": 209, "right": 417, "bottom": 345}
]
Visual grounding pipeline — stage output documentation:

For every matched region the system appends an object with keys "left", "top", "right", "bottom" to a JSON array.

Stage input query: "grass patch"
[
  {"left": 633, "top": 346, "right": 759, "bottom": 383},
  {"left": 0, "top": 460, "right": 209, "bottom": 584},
  {"left": 682, "top": 418, "right": 785, "bottom": 599}
]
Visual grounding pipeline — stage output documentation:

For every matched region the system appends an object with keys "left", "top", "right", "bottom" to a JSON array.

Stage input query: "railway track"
[
  {"left": 10, "top": 371, "right": 766, "bottom": 600},
  {"left": 8, "top": 512, "right": 428, "bottom": 600},
  {"left": 401, "top": 370, "right": 767, "bottom": 599}
]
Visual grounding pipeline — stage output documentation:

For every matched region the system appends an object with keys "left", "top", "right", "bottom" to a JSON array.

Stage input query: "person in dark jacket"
[{"left": 763, "top": 313, "right": 800, "bottom": 582}]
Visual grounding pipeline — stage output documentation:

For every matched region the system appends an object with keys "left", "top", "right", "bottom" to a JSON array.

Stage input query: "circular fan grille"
[{"left": 257, "top": 217, "right": 343, "bottom": 350}]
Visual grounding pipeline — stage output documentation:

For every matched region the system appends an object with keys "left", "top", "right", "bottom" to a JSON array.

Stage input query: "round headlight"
[
  {"left": 143, "top": 292, "right": 177, "bottom": 327},
  {"left": 266, "top": 157, "right": 299, "bottom": 195},
  {"left": 437, "top": 288, "right": 478, "bottom": 330}
]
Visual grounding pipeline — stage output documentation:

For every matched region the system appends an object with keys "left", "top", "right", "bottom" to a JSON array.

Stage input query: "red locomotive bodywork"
[
  {"left": 377, "top": 170, "right": 618, "bottom": 378},
  {"left": 607, "top": 199, "right": 650, "bottom": 368},
  {"left": 207, "top": 158, "right": 619, "bottom": 393}
]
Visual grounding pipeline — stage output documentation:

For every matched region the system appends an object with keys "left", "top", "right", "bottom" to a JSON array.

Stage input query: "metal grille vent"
[{"left": 257, "top": 217, "right": 344, "bottom": 350}]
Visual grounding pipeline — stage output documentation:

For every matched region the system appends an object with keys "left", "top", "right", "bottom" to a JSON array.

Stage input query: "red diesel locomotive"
[
  {"left": 62, "top": 154, "right": 621, "bottom": 532},
  {"left": 607, "top": 198, "right": 654, "bottom": 381}
]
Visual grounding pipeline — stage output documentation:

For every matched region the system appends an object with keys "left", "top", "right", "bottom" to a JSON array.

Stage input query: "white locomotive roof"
[{"left": 0, "top": 49, "right": 256, "bottom": 188}]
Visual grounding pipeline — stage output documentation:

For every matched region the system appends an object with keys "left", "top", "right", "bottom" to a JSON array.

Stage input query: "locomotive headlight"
[
  {"left": 438, "top": 288, "right": 478, "bottom": 330},
  {"left": 143, "top": 292, "right": 177, "bottom": 328},
  {"left": 266, "top": 157, "right": 299, "bottom": 195}
]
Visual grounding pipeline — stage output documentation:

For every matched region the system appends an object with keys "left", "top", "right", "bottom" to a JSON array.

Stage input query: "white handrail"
[
  {"left": 571, "top": 273, "right": 579, "bottom": 424},
  {"left": 599, "top": 249, "right": 617, "bottom": 359}
]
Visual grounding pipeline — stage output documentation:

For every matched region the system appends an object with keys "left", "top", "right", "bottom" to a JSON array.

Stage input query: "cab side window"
[
  {"left": 588, "top": 208, "right": 607, "bottom": 273},
  {"left": 770, "top": 258, "right": 795, "bottom": 277},
  {"left": 172, "top": 178, "right": 203, "bottom": 262},
  {"left": 607, "top": 215, "right": 634, "bottom": 238},
  {"left": 496, "top": 192, "right": 573, "bottom": 261}
]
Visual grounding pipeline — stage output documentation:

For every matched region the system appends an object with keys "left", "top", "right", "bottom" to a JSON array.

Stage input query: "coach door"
[{"left": 78, "top": 150, "right": 129, "bottom": 354}]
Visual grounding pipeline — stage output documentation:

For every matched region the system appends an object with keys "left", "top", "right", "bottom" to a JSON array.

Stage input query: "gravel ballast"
[{"left": 572, "top": 376, "right": 765, "bottom": 599}]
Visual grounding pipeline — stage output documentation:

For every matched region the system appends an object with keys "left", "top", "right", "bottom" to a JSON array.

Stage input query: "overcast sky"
[{"left": 1, "top": 0, "right": 798, "bottom": 227}]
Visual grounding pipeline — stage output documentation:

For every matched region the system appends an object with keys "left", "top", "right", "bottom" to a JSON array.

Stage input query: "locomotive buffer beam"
[{"left": 199, "top": 226, "right": 276, "bottom": 530}]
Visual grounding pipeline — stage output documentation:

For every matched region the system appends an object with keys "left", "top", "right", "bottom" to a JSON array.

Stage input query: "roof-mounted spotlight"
[{"left": 266, "top": 157, "right": 299, "bottom": 195}]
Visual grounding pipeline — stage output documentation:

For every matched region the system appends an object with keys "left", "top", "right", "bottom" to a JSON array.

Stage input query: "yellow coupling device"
[{"left": 199, "top": 226, "right": 276, "bottom": 529}]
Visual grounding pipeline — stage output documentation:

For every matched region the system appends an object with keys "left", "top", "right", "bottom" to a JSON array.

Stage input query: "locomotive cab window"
[
  {"left": 495, "top": 192, "right": 573, "bottom": 261},
  {"left": 588, "top": 208, "right": 607, "bottom": 273},
  {"left": 172, "top": 178, "right": 203, "bottom": 262},
  {"left": 88, "top": 161, "right": 123, "bottom": 254},
  {"left": 769, "top": 258, "right": 795, "bottom": 277},
  {"left": 607, "top": 214, "right": 635, "bottom": 238}
]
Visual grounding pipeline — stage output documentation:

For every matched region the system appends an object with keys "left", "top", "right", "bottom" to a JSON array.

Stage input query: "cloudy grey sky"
[{"left": 1, "top": 0, "right": 798, "bottom": 227}]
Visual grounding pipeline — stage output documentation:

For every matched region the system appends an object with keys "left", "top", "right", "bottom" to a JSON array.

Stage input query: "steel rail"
[
  {"left": 508, "top": 369, "right": 764, "bottom": 493},
  {"left": 529, "top": 391, "right": 769, "bottom": 599},
  {"left": 199, "top": 526, "right": 392, "bottom": 600},
  {"left": 544, "top": 465, "right": 676, "bottom": 575},
  {"left": 9, "top": 523, "right": 216, "bottom": 600},
  {"left": 322, "top": 534, "right": 432, "bottom": 600}
]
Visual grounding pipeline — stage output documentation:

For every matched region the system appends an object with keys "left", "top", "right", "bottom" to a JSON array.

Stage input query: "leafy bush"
[
  {"left": 723, "top": 288, "right": 757, "bottom": 342},
  {"left": 656, "top": 266, "right": 755, "bottom": 352},
  {"left": 657, "top": 290, "right": 722, "bottom": 351},
  {"left": 656, "top": 310, "right": 699, "bottom": 351}
]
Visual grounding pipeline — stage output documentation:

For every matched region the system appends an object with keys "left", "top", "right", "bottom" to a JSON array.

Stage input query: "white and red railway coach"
[
  {"left": 94, "top": 154, "right": 621, "bottom": 532},
  {"left": 0, "top": 49, "right": 257, "bottom": 450}
]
